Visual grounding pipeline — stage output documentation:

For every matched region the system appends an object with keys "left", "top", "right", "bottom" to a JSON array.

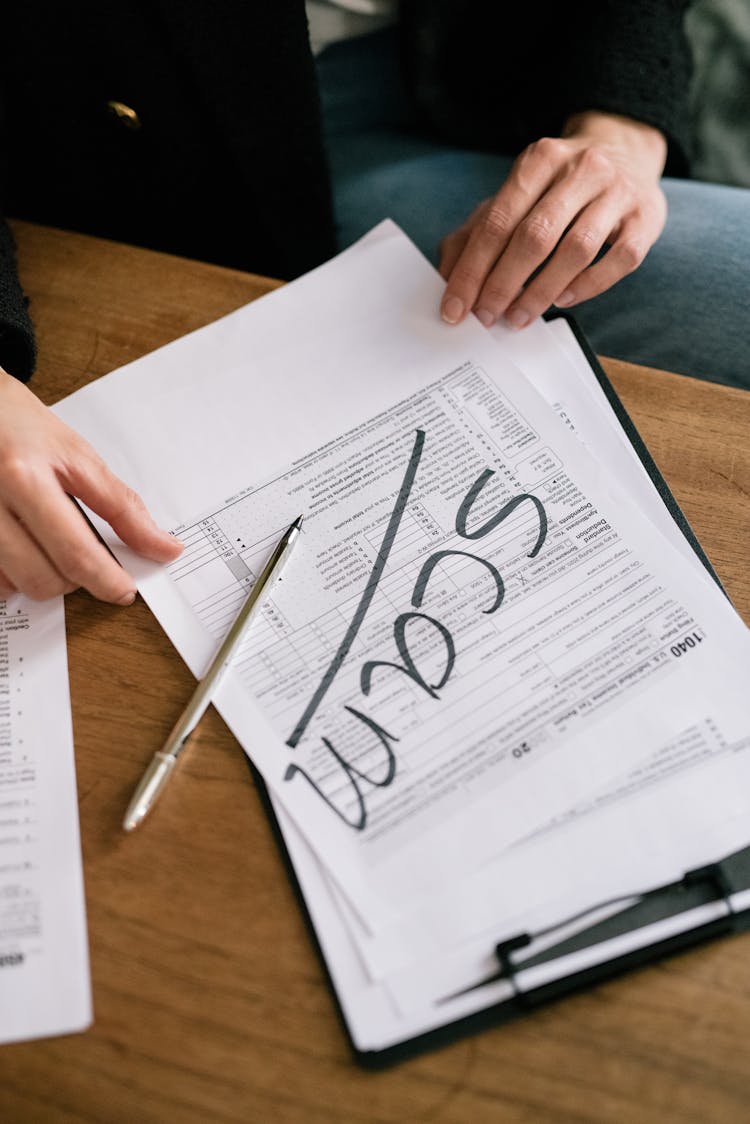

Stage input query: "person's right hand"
[{"left": 0, "top": 367, "right": 182, "bottom": 602}]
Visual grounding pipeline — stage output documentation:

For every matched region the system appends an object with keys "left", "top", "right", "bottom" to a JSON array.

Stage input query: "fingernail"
[
  {"left": 555, "top": 289, "right": 575, "bottom": 308},
  {"left": 441, "top": 296, "right": 464, "bottom": 324},
  {"left": 505, "top": 308, "right": 530, "bottom": 330},
  {"left": 117, "top": 590, "right": 137, "bottom": 606},
  {"left": 474, "top": 307, "right": 495, "bottom": 329}
]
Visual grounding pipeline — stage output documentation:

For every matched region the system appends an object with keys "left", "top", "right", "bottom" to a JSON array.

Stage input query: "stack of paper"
[
  {"left": 55, "top": 223, "right": 750, "bottom": 1055},
  {"left": 0, "top": 596, "right": 91, "bottom": 1044}
]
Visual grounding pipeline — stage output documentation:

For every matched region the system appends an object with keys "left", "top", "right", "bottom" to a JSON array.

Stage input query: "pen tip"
[{"left": 291, "top": 514, "right": 304, "bottom": 531}]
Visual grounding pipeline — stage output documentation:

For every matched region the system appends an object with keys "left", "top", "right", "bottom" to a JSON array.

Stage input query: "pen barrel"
[
  {"left": 163, "top": 521, "right": 301, "bottom": 753},
  {"left": 123, "top": 752, "right": 178, "bottom": 831},
  {"left": 213, "top": 523, "right": 300, "bottom": 667},
  {"left": 138, "top": 752, "right": 177, "bottom": 804},
  {"left": 123, "top": 517, "right": 302, "bottom": 832}
]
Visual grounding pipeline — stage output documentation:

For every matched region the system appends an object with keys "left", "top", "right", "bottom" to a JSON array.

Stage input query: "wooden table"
[{"left": 1, "top": 222, "right": 749, "bottom": 1123}]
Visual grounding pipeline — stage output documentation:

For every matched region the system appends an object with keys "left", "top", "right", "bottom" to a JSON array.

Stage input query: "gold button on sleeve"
[{"left": 106, "top": 100, "right": 142, "bottom": 130}]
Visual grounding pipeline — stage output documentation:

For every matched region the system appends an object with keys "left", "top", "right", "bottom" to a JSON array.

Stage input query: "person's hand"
[
  {"left": 0, "top": 367, "right": 182, "bottom": 602},
  {"left": 438, "top": 111, "right": 668, "bottom": 330}
]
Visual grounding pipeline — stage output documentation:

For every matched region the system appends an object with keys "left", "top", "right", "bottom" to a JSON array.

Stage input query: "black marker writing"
[
  {"left": 412, "top": 550, "right": 504, "bottom": 615},
  {"left": 284, "top": 430, "right": 548, "bottom": 830},
  {"left": 360, "top": 612, "right": 456, "bottom": 700},
  {"left": 286, "top": 428, "right": 425, "bottom": 749},
  {"left": 284, "top": 706, "right": 398, "bottom": 830},
  {"left": 456, "top": 469, "right": 548, "bottom": 556}
]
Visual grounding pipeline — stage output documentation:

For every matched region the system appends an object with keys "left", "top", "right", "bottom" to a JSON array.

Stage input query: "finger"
[
  {"left": 438, "top": 198, "right": 490, "bottom": 281},
  {"left": 502, "top": 193, "right": 624, "bottom": 326},
  {"left": 0, "top": 504, "right": 77, "bottom": 601},
  {"left": 63, "top": 451, "right": 182, "bottom": 563},
  {"left": 472, "top": 152, "right": 618, "bottom": 327},
  {"left": 553, "top": 209, "right": 665, "bottom": 308},
  {"left": 438, "top": 229, "right": 471, "bottom": 320},
  {"left": 7, "top": 469, "right": 139, "bottom": 604},
  {"left": 440, "top": 140, "right": 564, "bottom": 323},
  {"left": 0, "top": 567, "right": 17, "bottom": 598},
  {"left": 438, "top": 226, "right": 470, "bottom": 282}
]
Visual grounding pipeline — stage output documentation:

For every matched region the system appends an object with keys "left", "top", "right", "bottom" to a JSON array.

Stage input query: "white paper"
[
  {"left": 329, "top": 318, "right": 750, "bottom": 982},
  {"left": 494, "top": 317, "right": 714, "bottom": 580},
  {"left": 51, "top": 222, "right": 750, "bottom": 1051},
  {"left": 281, "top": 316, "right": 750, "bottom": 1040},
  {"left": 62, "top": 224, "right": 750, "bottom": 925},
  {"left": 0, "top": 596, "right": 91, "bottom": 1044}
]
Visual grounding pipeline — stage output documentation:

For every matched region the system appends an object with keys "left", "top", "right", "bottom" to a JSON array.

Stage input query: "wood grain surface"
[{"left": 1, "top": 221, "right": 748, "bottom": 1123}]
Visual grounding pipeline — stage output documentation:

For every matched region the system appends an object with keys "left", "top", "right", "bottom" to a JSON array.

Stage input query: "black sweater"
[{"left": 0, "top": 0, "right": 693, "bottom": 381}]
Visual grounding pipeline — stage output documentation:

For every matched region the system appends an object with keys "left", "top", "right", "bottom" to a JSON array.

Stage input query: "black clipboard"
[{"left": 245, "top": 314, "right": 750, "bottom": 1068}]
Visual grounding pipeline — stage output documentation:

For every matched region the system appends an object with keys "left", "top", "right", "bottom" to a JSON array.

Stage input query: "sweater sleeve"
[
  {"left": 401, "top": 0, "right": 693, "bottom": 175},
  {"left": 0, "top": 218, "right": 35, "bottom": 381},
  {"left": 558, "top": 1, "right": 693, "bottom": 175}
]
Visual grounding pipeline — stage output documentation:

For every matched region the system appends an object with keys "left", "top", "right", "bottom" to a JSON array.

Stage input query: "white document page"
[
  {"left": 329, "top": 316, "right": 749, "bottom": 973},
  {"left": 309, "top": 318, "right": 750, "bottom": 985},
  {"left": 270, "top": 317, "right": 750, "bottom": 1047},
  {"left": 0, "top": 596, "right": 91, "bottom": 1045},
  {"left": 494, "top": 317, "right": 715, "bottom": 580},
  {"left": 54, "top": 223, "right": 750, "bottom": 939}
]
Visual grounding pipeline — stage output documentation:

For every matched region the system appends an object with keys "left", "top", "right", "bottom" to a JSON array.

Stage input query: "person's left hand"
[{"left": 438, "top": 111, "right": 668, "bottom": 331}]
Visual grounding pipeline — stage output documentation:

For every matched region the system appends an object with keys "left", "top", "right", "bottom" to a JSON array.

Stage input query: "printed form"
[
  {"left": 165, "top": 358, "right": 749, "bottom": 931},
  {"left": 266, "top": 310, "right": 750, "bottom": 1044},
  {"left": 307, "top": 320, "right": 750, "bottom": 989},
  {"left": 54, "top": 223, "right": 750, "bottom": 944},
  {"left": 0, "top": 596, "right": 91, "bottom": 1044}
]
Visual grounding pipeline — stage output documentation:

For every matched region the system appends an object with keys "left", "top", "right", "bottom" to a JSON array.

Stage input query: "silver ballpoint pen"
[{"left": 123, "top": 515, "right": 304, "bottom": 832}]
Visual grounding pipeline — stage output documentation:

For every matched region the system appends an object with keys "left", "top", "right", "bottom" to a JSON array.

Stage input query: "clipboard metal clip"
[
  {"left": 682, "top": 861, "right": 736, "bottom": 917},
  {"left": 438, "top": 859, "right": 738, "bottom": 1008},
  {"left": 495, "top": 933, "right": 533, "bottom": 1002}
]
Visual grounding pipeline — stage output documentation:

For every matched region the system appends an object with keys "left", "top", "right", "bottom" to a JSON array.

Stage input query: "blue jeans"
[{"left": 317, "top": 31, "right": 750, "bottom": 391}]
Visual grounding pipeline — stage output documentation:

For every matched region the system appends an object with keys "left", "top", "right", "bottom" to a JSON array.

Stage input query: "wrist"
[{"left": 562, "top": 110, "right": 667, "bottom": 177}]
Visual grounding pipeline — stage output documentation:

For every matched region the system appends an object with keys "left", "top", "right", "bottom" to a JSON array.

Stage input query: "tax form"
[
  {"left": 266, "top": 307, "right": 750, "bottom": 1046},
  {"left": 309, "top": 314, "right": 750, "bottom": 991},
  {"left": 54, "top": 222, "right": 750, "bottom": 947},
  {"left": 0, "top": 596, "right": 91, "bottom": 1044}
]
